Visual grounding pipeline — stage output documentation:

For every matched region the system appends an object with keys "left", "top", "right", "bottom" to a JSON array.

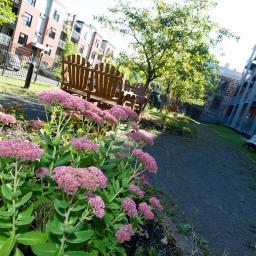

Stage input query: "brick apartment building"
[
  {"left": 200, "top": 65, "right": 242, "bottom": 124},
  {"left": 0, "top": 0, "right": 115, "bottom": 68}
]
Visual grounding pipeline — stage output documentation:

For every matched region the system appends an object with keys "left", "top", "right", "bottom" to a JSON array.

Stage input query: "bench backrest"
[
  {"left": 61, "top": 55, "right": 92, "bottom": 92},
  {"left": 125, "top": 82, "right": 151, "bottom": 102},
  {"left": 91, "top": 63, "right": 124, "bottom": 99}
]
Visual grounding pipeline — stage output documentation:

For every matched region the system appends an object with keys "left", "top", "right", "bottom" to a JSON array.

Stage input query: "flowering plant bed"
[{"left": 0, "top": 89, "right": 167, "bottom": 256}]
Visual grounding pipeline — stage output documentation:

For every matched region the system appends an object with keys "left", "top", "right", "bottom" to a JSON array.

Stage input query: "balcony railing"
[
  {"left": 0, "top": 33, "right": 11, "bottom": 45},
  {"left": 71, "top": 30, "right": 80, "bottom": 41},
  {"left": 58, "top": 39, "right": 66, "bottom": 49}
]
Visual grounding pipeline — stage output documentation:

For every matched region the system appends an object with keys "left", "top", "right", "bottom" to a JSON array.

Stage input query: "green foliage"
[
  {"left": 176, "top": 223, "right": 192, "bottom": 235},
  {"left": 0, "top": 0, "right": 16, "bottom": 25},
  {"left": 97, "top": 0, "right": 238, "bottom": 103},
  {"left": 143, "top": 108, "right": 198, "bottom": 137}
]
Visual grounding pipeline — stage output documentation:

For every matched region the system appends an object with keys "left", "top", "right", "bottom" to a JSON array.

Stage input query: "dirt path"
[{"left": 146, "top": 124, "right": 256, "bottom": 255}]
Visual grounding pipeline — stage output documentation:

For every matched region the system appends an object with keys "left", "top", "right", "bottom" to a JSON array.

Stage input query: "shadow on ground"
[{"left": 147, "top": 123, "right": 256, "bottom": 255}]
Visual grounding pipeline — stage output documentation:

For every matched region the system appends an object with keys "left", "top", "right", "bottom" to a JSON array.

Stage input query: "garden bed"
[
  {"left": 0, "top": 89, "right": 183, "bottom": 256},
  {"left": 140, "top": 109, "right": 198, "bottom": 138}
]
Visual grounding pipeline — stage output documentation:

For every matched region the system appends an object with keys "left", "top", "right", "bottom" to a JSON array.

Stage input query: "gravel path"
[
  {"left": 147, "top": 124, "right": 256, "bottom": 255},
  {"left": 0, "top": 94, "right": 46, "bottom": 120}
]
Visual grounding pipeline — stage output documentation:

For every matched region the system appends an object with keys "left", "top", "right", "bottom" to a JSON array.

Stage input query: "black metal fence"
[{"left": 0, "top": 40, "right": 59, "bottom": 86}]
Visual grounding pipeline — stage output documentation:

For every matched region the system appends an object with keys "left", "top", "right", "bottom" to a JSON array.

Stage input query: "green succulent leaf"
[
  {"left": 17, "top": 231, "right": 48, "bottom": 245},
  {"left": 0, "top": 233, "right": 16, "bottom": 256},
  {"left": 67, "top": 230, "right": 94, "bottom": 244},
  {"left": 31, "top": 243, "right": 58, "bottom": 256},
  {"left": 1, "top": 184, "right": 13, "bottom": 201},
  {"left": 16, "top": 216, "right": 35, "bottom": 226},
  {"left": 16, "top": 192, "right": 32, "bottom": 208}
]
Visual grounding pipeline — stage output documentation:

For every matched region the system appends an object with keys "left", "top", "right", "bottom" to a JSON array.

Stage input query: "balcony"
[
  {"left": 71, "top": 30, "right": 80, "bottom": 41},
  {"left": 0, "top": 33, "right": 11, "bottom": 45},
  {"left": 58, "top": 39, "right": 66, "bottom": 49},
  {"left": 98, "top": 48, "right": 105, "bottom": 56}
]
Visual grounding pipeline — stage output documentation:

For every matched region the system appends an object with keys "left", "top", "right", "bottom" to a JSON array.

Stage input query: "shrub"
[{"left": 0, "top": 89, "right": 163, "bottom": 255}]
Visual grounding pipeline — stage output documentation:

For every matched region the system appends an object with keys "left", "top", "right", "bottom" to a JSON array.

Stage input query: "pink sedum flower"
[
  {"left": 139, "top": 173, "right": 150, "bottom": 186},
  {"left": 86, "top": 192, "right": 105, "bottom": 218},
  {"left": 39, "top": 90, "right": 93, "bottom": 112},
  {"left": 0, "top": 139, "right": 43, "bottom": 161},
  {"left": 117, "top": 106, "right": 138, "bottom": 121},
  {"left": 138, "top": 202, "right": 154, "bottom": 220},
  {"left": 0, "top": 112, "right": 16, "bottom": 124},
  {"left": 132, "top": 149, "right": 158, "bottom": 173},
  {"left": 115, "top": 224, "right": 134, "bottom": 243},
  {"left": 103, "top": 110, "right": 118, "bottom": 124},
  {"left": 83, "top": 110, "right": 104, "bottom": 124},
  {"left": 129, "top": 185, "right": 144, "bottom": 198},
  {"left": 122, "top": 197, "right": 138, "bottom": 218},
  {"left": 127, "top": 131, "right": 154, "bottom": 146},
  {"left": 30, "top": 119, "right": 44, "bottom": 128},
  {"left": 83, "top": 166, "right": 108, "bottom": 190},
  {"left": 52, "top": 166, "right": 107, "bottom": 195},
  {"left": 35, "top": 167, "right": 50, "bottom": 178},
  {"left": 70, "top": 137, "right": 98, "bottom": 151},
  {"left": 109, "top": 106, "right": 128, "bottom": 121},
  {"left": 38, "top": 89, "right": 71, "bottom": 105},
  {"left": 149, "top": 197, "right": 163, "bottom": 211}
]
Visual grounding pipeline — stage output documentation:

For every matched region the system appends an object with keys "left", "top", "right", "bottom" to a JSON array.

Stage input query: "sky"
[{"left": 61, "top": 0, "right": 256, "bottom": 72}]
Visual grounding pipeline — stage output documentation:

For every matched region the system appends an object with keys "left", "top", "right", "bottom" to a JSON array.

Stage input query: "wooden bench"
[
  {"left": 61, "top": 55, "right": 151, "bottom": 117},
  {"left": 124, "top": 81, "right": 152, "bottom": 117},
  {"left": 61, "top": 55, "right": 92, "bottom": 98},
  {"left": 61, "top": 55, "right": 125, "bottom": 107},
  {"left": 87, "top": 63, "right": 125, "bottom": 106}
]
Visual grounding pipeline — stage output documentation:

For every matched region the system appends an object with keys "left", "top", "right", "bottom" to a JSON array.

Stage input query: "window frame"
[
  {"left": 23, "top": 12, "right": 33, "bottom": 27},
  {"left": 48, "top": 27, "right": 57, "bottom": 40},
  {"left": 18, "top": 33, "right": 28, "bottom": 46},
  {"left": 45, "top": 44, "right": 52, "bottom": 56},
  {"left": 53, "top": 10, "right": 60, "bottom": 22}
]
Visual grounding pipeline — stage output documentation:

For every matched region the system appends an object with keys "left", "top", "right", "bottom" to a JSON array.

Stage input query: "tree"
[
  {"left": 0, "top": 0, "right": 16, "bottom": 25},
  {"left": 97, "top": 0, "right": 237, "bottom": 104},
  {"left": 54, "top": 25, "right": 79, "bottom": 79}
]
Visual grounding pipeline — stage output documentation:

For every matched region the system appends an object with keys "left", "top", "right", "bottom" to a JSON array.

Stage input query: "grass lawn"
[
  {"left": 0, "top": 76, "right": 54, "bottom": 100},
  {"left": 206, "top": 123, "right": 256, "bottom": 161},
  {"left": 143, "top": 108, "right": 198, "bottom": 137}
]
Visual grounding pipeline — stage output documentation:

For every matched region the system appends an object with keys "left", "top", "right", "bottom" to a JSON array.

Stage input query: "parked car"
[{"left": 0, "top": 51, "right": 21, "bottom": 71}]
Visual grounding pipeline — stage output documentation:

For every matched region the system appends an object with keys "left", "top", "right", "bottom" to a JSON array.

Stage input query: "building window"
[
  {"left": 53, "top": 10, "right": 60, "bottom": 22},
  {"left": 84, "top": 32, "right": 87, "bottom": 40},
  {"left": 18, "top": 33, "right": 28, "bottom": 46},
  {"left": 26, "top": 0, "right": 36, "bottom": 7},
  {"left": 79, "top": 45, "right": 84, "bottom": 55},
  {"left": 91, "top": 52, "right": 96, "bottom": 60},
  {"left": 45, "top": 44, "right": 52, "bottom": 56},
  {"left": 95, "top": 40, "right": 100, "bottom": 48},
  {"left": 60, "top": 31, "right": 67, "bottom": 41},
  {"left": 48, "top": 27, "right": 56, "bottom": 39},
  {"left": 23, "top": 12, "right": 32, "bottom": 27}
]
